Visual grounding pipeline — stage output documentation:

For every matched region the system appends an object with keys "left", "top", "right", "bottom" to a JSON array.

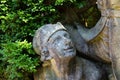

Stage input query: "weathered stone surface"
[
  {"left": 67, "top": 0, "right": 120, "bottom": 79},
  {"left": 33, "top": 0, "right": 120, "bottom": 79},
  {"left": 33, "top": 22, "right": 101, "bottom": 80}
]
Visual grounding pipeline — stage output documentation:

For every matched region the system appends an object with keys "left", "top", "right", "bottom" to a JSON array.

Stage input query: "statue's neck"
[{"left": 50, "top": 57, "right": 75, "bottom": 80}]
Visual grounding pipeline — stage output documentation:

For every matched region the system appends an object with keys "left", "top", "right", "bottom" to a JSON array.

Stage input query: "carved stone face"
[{"left": 48, "top": 30, "right": 76, "bottom": 59}]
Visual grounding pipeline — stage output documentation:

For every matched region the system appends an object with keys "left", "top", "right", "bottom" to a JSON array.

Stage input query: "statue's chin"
[
  {"left": 58, "top": 55, "right": 75, "bottom": 61},
  {"left": 58, "top": 50, "right": 76, "bottom": 59},
  {"left": 58, "top": 54, "right": 74, "bottom": 58}
]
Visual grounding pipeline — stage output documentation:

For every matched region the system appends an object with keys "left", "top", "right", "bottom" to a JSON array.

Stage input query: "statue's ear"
[{"left": 41, "top": 47, "right": 52, "bottom": 61}]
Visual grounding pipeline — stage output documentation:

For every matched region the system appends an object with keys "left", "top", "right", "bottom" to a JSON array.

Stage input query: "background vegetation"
[{"left": 0, "top": 0, "right": 100, "bottom": 80}]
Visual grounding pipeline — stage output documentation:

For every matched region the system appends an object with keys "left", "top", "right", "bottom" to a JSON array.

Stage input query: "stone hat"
[{"left": 33, "top": 22, "right": 66, "bottom": 61}]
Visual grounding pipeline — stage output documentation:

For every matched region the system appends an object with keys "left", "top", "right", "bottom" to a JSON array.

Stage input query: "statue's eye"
[
  {"left": 64, "top": 33, "right": 70, "bottom": 39},
  {"left": 52, "top": 36, "right": 61, "bottom": 44}
]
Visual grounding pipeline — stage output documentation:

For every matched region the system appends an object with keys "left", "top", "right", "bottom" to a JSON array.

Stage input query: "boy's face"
[{"left": 48, "top": 30, "right": 76, "bottom": 59}]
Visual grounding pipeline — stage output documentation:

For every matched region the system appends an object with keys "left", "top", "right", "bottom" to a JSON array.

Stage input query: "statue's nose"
[{"left": 64, "top": 38, "right": 71, "bottom": 45}]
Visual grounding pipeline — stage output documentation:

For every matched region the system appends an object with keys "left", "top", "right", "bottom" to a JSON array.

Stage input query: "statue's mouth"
[
  {"left": 63, "top": 46, "right": 76, "bottom": 57},
  {"left": 64, "top": 47, "right": 74, "bottom": 51}
]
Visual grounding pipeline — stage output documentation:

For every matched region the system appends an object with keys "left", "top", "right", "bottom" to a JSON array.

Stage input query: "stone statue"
[
  {"left": 65, "top": 0, "right": 120, "bottom": 79},
  {"left": 33, "top": 22, "right": 101, "bottom": 80}
]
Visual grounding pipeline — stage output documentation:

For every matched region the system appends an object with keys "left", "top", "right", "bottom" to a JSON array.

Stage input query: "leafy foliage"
[
  {"left": 55, "top": 0, "right": 76, "bottom": 5},
  {"left": 0, "top": 0, "right": 58, "bottom": 79},
  {"left": 0, "top": 40, "right": 39, "bottom": 80}
]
